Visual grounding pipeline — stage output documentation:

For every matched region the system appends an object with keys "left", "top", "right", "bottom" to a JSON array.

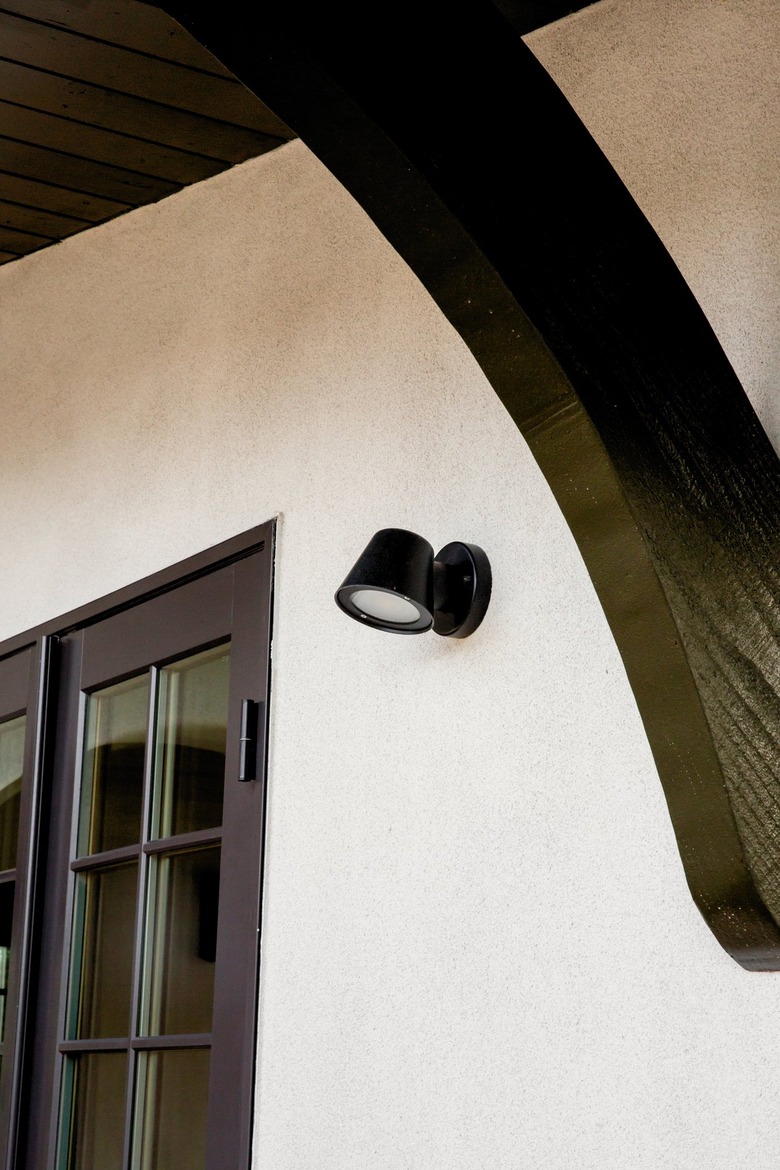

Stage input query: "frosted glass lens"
[{"left": 350, "top": 589, "right": 421, "bottom": 623}]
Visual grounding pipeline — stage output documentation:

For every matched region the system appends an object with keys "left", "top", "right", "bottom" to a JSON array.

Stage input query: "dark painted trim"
[
  {"left": 146, "top": 0, "right": 780, "bottom": 969},
  {"left": 0, "top": 521, "right": 269, "bottom": 661}
]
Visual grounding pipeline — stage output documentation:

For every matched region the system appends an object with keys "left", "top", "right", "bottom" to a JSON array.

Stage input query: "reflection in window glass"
[
  {"left": 70, "top": 864, "right": 137, "bottom": 1040},
  {"left": 79, "top": 675, "right": 149, "bottom": 856},
  {"left": 0, "top": 715, "right": 24, "bottom": 872},
  {"left": 133, "top": 1048, "right": 209, "bottom": 1170},
  {"left": 61, "top": 1052, "right": 127, "bottom": 1170},
  {"left": 142, "top": 847, "right": 220, "bottom": 1037},
  {"left": 0, "top": 881, "right": 14, "bottom": 1042},
  {"left": 153, "top": 646, "right": 230, "bottom": 839}
]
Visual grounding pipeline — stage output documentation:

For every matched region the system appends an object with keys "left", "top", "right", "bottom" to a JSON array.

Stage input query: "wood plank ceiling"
[
  {"left": 0, "top": 0, "right": 601, "bottom": 270},
  {"left": 0, "top": 0, "right": 295, "bottom": 267}
]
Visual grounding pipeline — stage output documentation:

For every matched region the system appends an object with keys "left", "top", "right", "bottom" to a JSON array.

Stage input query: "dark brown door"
[{"left": 19, "top": 534, "right": 272, "bottom": 1170}]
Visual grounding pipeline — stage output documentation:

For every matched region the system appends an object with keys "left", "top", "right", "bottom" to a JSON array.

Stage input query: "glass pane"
[
  {"left": 0, "top": 715, "right": 24, "bottom": 871},
  {"left": 71, "top": 863, "right": 137, "bottom": 1039},
  {"left": 79, "top": 676, "right": 149, "bottom": 856},
  {"left": 142, "top": 847, "right": 220, "bottom": 1036},
  {"left": 0, "top": 881, "right": 13, "bottom": 1042},
  {"left": 133, "top": 1048, "right": 209, "bottom": 1170},
  {"left": 153, "top": 646, "right": 229, "bottom": 839},
  {"left": 61, "top": 1051, "right": 127, "bottom": 1170}
]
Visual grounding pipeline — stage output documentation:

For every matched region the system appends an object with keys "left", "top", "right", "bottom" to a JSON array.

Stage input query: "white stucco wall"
[
  {"left": 527, "top": 0, "right": 780, "bottom": 450},
  {"left": 1, "top": 122, "right": 780, "bottom": 1168}
]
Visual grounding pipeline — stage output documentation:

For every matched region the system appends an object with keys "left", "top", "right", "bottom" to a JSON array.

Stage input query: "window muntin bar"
[{"left": 71, "top": 844, "right": 141, "bottom": 874}]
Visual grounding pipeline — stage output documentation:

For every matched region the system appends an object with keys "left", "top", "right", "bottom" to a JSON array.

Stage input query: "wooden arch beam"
[{"left": 153, "top": 0, "right": 780, "bottom": 968}]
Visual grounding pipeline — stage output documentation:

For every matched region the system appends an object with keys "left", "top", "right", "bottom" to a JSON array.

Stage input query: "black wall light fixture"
[{"left": 335, "top": 528, "right": 491, "bottom": 637}]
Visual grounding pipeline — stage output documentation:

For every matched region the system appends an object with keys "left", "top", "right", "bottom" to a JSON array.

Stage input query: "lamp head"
[
  {"left": 335, "top": 528, "right": 491, "bottom": 638},
  {"left": 335, "top": 528, "right": 434, "bottom": 634}
]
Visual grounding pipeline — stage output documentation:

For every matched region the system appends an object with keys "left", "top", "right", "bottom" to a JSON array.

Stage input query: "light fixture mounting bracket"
[{"left": 433, "top": 541, "right": 492, "bottom": 638}]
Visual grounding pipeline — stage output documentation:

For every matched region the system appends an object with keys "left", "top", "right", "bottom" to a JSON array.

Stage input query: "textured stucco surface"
[
  {"left": 527, "top": 0, "right": 780, "bottom": 450},
  {"left": 2, "top": 135, "right": 780, "bottom": 1168}
]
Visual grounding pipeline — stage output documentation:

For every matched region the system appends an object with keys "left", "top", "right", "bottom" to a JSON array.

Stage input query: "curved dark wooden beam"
[
  {"left": 492, "top": 0, "right": 601, "bottom": 35},
  {"left": 152, "top": 0, "right": 780, "bottom": 968}
]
